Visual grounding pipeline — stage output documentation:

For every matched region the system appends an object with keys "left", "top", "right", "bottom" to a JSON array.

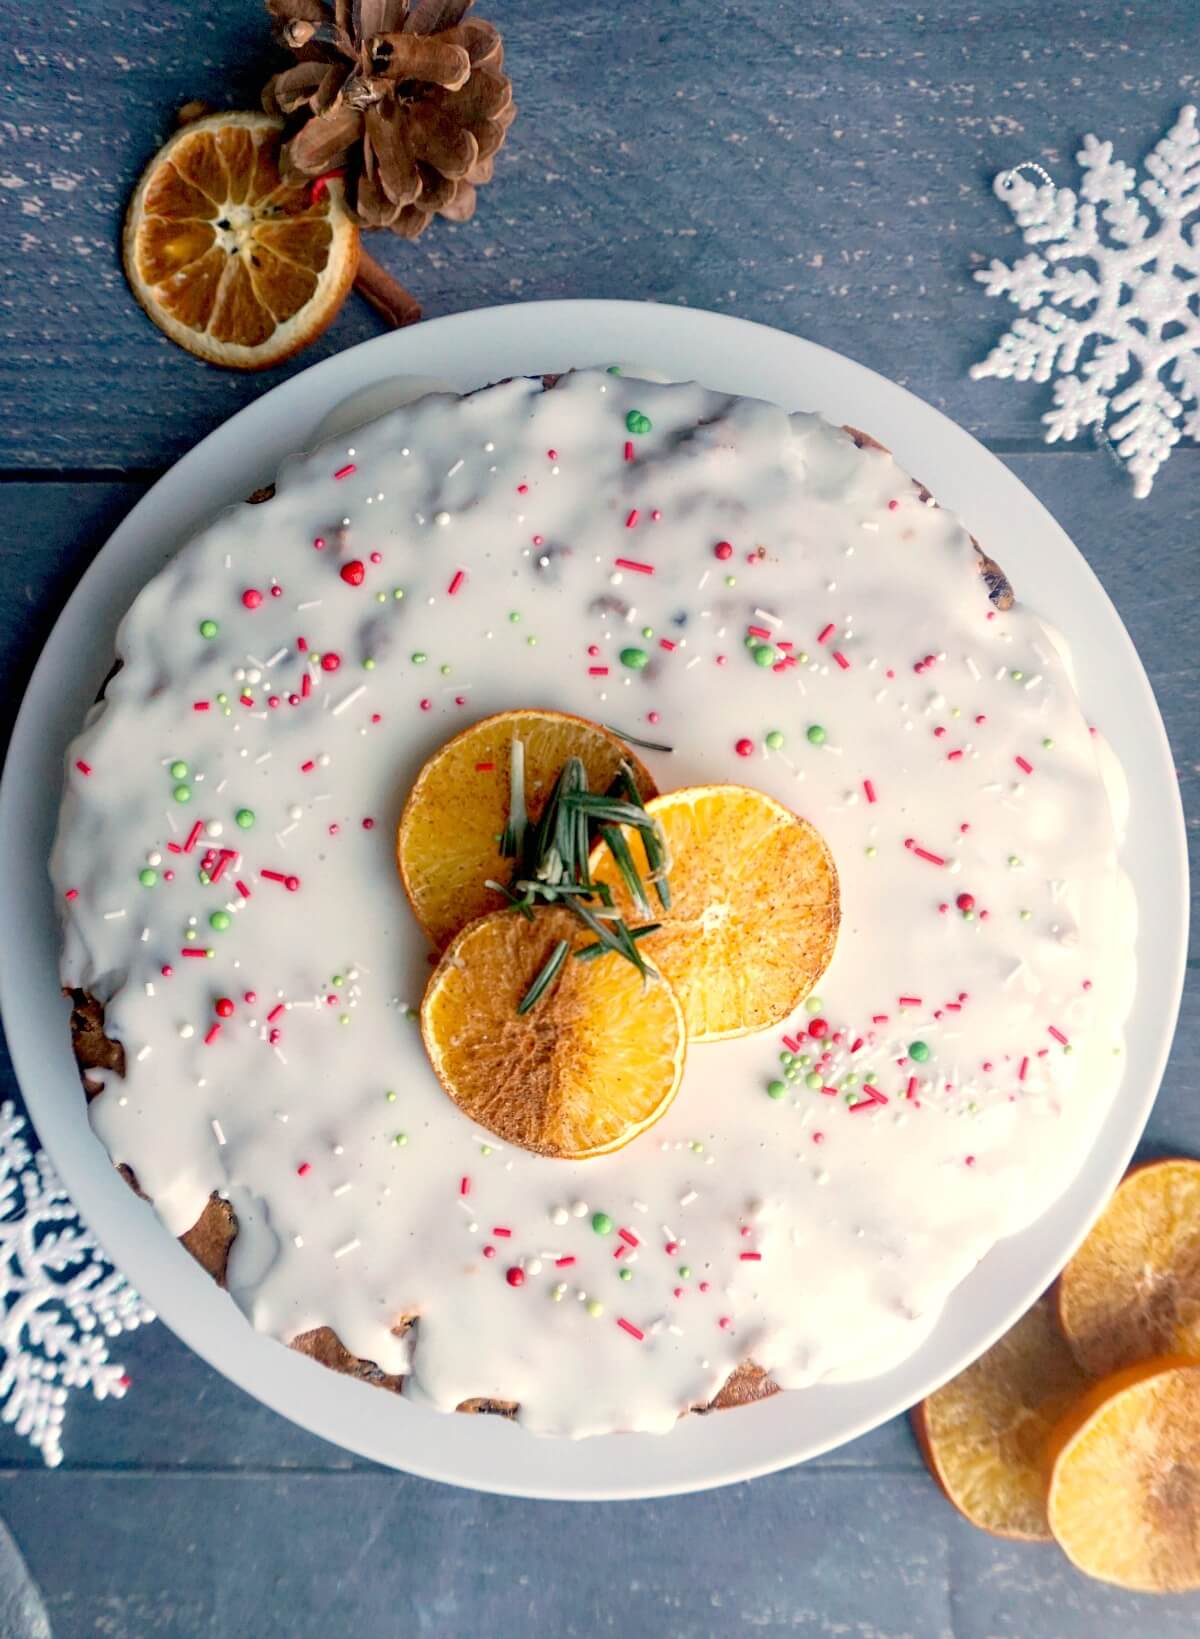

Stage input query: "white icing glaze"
[{"left": 50, "top": 372, "right": 1134, "bottom": 1436}]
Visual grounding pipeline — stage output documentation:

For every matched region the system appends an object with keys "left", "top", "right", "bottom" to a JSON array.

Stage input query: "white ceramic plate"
[{"left": 0, "top": 301, "right": 1187, "bottom": 1499}]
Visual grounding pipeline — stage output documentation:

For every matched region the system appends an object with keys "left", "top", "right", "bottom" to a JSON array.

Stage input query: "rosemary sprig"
[
  {"left": 603, "top": 724, "right": 675, "bottom": 755},
  {"left": 518, "top": 939, "right": 570, "bottom": 1014},
  {"left": 497, "top": 736, "right": 670, "bottom": 1009}
]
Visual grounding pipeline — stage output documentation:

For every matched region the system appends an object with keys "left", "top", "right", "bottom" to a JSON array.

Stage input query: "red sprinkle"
[
  {"left": 625, "top": 509, "right": 639, "bottom": 529},
  {"left": 735, "top": 738, "right": 754, "bottom": 758},
  {"left": 215, "top": 997, "right": 235, "bottom": 1019},
  {"left": 266, "top": 1004, "right": 285, "bottom": 1024},
  {"left": 482, "top": 1245, "right": 496, "bottom": 1259},
  {"left": 193, "top": 702, "right": 210, "bottom": 711},
  {"left": 448, "top": 570, "right": 466, "bottom": 596},
  {"left": 956, "top": 893, "right": 975, "bottom": 912},
  {"left": 588, "top": 666, "right": 610, "bottom": 676},
  {"left": 491, "top": 1226, "right": 512, "bottom": 1238},
  {"left": 808, "top": 1018, "right": 829, "bottom": 1039},
  {"left": 235, "top": 880, "right": 251, "bottom": 899},
  {"left": 297, "top": 1163, "right": 312, "bottom": 1177},
  {"left": 817, "top": 622, "right": 835, "bottom": 645},
  {"left": 64, "top": 888, "right": 79, "bottom": 901},
  {"left": 739, "top": 1251, "right": 762, "bottom": 1262},
  {"left": 906, "top": 1076, "right": 918, "bottom": 1100},
  {"left": 832, "top": 650, "right": 851, "bottom": 670},
  {"left": 617, "top": 1318, "right": 645, "bottom": 1341},
  {"left": 554, "top": 1256, "right": 576, "bottom": 1268},
  {"left": 333, "top": 463, "right": 357, "bottom": 480},
  {"left": 181, "top": 948, "right": 207, "bottom": 959},
  {"left": 75, "top": 760, "right": 91, "bottom": 776},
  {"left": 863, "top": 779, "right": 877, "bottom": 804},
  {"left": 659, "top": 638, "right": 676, "bottom": 652},
  {"left": 714, "top": 541, "right": 733, "bottom": 560},
  {"left": 320, "top": 653, "right": 341, "bottom": 672},
  {"left": 615, "top": 557, "right": 654, "bottom": 574},
  {"left": 624, "top": 440, "right": 634, "bottom": 462},
  {"left": 1018, "top": 1056, "right": 1030, "bottom": 1082},
  {"left": 898, "top": 995, "right": 922, "bottom": 1007},
  {"left": 183, "top": 822, "right": 204, "bottom": 854},
  {"left": 460, "top": 1177, "right": 471, "bottom": 1197},
  {"left": 475, "top": 762, "right": 495, "bottom": 772},
  {"left": 747, "top": 625, "right": 772, "bottom": 640},
  {"left": 241, "top": 588, "right": 263, "bottom": 610},
  {"left": 340, "top": 560, "right": 365, "bottom": 587},
  {"left": 203, "top": 1024, "right": 221, "bottom": 1046},
  {"left": 1015, "top": 755, "right": 1033, "bottom": 774},
  {"left": 1048, "top": 1026, "right": 1069, "bottom": 1046},
  {"left": 506, "top": 1267, "right": 525, "bottom": 1288},
  {"left": 618, "top": 1228, "right": 639, "bottom": 1247}
]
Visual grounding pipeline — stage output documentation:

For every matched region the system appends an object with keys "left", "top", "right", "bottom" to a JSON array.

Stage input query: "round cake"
[{"left": 51, "top": 369, "right": 1135, "bottom": 1436}]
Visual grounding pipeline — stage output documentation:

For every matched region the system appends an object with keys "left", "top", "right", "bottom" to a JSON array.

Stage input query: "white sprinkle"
[
  {"left": 179, "top": 1024, "right": 194, "bottom": 1040},
  {"left": 446, "top": 458, "right": 464, "bottom": 477},
  {"left": 102, "top": 909, "right": 127, "bottom": 921},
  {"left": 570, "top": 1200, "right": 589, "bottom": 1218},
  {"left": 332, "top": 1182, "right": 352, "bottom": 1198},
  {"left": 632, "top": 1200, "right": 648, "bottom": 1214},
  {"left": 686, "top": 656, "right": 702, "bottom": 670},
  {"left": 550, "top": 1206, "right": 569, "bottom": 1227},
  {"left": 754, "top": 608, "right": 782, "bottom": 627},
  {"left": 965, "top": 655, "right": 981, "bottom": 680},
  {"left": 332, "top": 685, "right": 367, "bottom": 717},
  {"left": 860, "top": 520, "right": 880, "bottom": 532},
  {"left": 679, "top": 1191, "right": 698, "bottom": 1207},
  {"left": 136, "top": 1045, "right": 151, "bottom": 1062},
  {"left": 211, "top": 1119, "right": 226, "bottom": 1145},
  {"left": 434, "top": 510, "right": 451, "bottom": 527},
  {"left": 1024, "top": 674, "right": 1043, "bottom": 691},
  {"left": 255, "top": 753, "right": 273, "bottom": 766},
  {"left": 140, "top": 928, "right": 150, "bottom": 944},
  {"left": 293, "top": 1235, "right": 304, "bottom": 1249},
  {"left": 144, "top": 982, "right": 155, "bottom": 998},
  {"left": 333, "top": 1238, "right": 360, "bottom": 1259},
  {"left": 265, "top": 648, "right": 288, "bottom": 668},
  {"left": 296, "top": 600, "right": 322, "bottom": 612}
]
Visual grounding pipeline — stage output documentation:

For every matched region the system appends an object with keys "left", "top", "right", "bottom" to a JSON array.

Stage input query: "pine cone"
[{"left": 262, "top": 0, "right": 515, "bottom": 237}]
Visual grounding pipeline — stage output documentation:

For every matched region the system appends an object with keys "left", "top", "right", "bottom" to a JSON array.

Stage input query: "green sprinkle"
[
  {"left": 842, "top": 1073, "right": 858, "bottom": 1087},
  {"left": 797, "top": 1054, "right": 810, "bottom": 1068},
  {"left": 526, "top": 635, "right": 537, "bottom": 647},
  {"left": 480, "top": 1144, "right": 493, "bottom": 1156},
  {"left": 199, "top": 619, "right": 218, "bottom": 639},
  {"left": 1008, "top": 854, "right": 1023, "bottom": 868},
  {"left": 805, "top": 1071, "right": 823, "bottom": 1090},
  {"left": 743, "top": 634, "right": 757, "bottom": 650},
  {"left": 620, "top": 646, "right": 649, "bottom": 670},
  {"left": 864, "top": 1071, "right": 877, "bottom": 1084},
  {"left": 393, "top": 587, "right": 405, "bottom": 600},
  {"left": 962, "top": 908, "right": 975, "bottom": 921},
  {"left": 641, "top": 626, "right": 654, "bottom": 640},
  {"left": 173, "top": 784, "right": 192, "bottom": 804},
  {"left": 393, "top": 1132, "right": 408, "bottom": 1146},
  {"left": 765, "top": 730, "right": 785, "bottom": 750},
  {"left": 1042, "top": 737, "right": 1054, "bottom": 749},
  {"left": 785, "top": 1067, "right": 798, "bottom": 1082},
  {"left": 1020, "top": 908, "right": 1032, "bottom": 921},
  {"left": 618, "top": 1267, "right": 633, "bottom": 1282},
  {"left": 205, "top": 948, "right": 215, "bottom": 959},
  {"left": 235, "top": 808, "right": 255, "bottom": 830},
  {"left": 198, "top": 871, "right": 211, "bottom": 886},
  {"left": 1011, "top": 669, "right": 1024, "bottom": 681},
  {"left": 607, "top": 365, "right": 622, "bottom": 375},
  {"left": 690, "top": 1140, "right": 704, "bottom": 1154},
  {"left": 591, "top": 1212, "right": 613, "bottom": 1236},
  {"left": 138, "top": 868, "right": 157, "bottom": 888},
  {"left": 797, "top": 651, "right": 809, "bottom": 664},
  {"left": 339, "top": 1013, "right": 350, "bottom": 1026},
  {"left": 951, "top": 705, "right": 961, "bottom": 718},
  {"left": 385, "top": 1091, "right": 397, "bottom": 1103},
  {"left": 626, "top": 410, "right": 652, "bottom": 434},
  {"left": 678, "top": 1265, "right": 691, "bottom": 1280},
  {"left": 806, "top": 724, "right": 826, "bottom": 745},
  {"left": 508, "top": 610, "right": 521, "bottom": 623},
  {"left": 724, "top": 574, "right": 737, "bottom": 587},
  {"left": 169, "top": 760, "right": 188, "bottom": 780},
  {"left": 364, "top": 658, "right": 376, "bottom": 671},
  {"left": 411, "top": 651, "right": 427, "bottom": 665},
  {"left": 586, "top": 1299, "right": 604, "bottom": 1318},
  {"left": 805, "top": 996, "right": 823, "bottom": 1014},
  {"left": 332, "top": 975, "right": 344, "bottom": 988},
  {"left": 779, "top": 1050, "right": 793, "bottom": 1065},
  {"left": 767, "top": 1079, "right": 787, "bottom": 1100},
  {"left": 209, "top": 911, "right": 231, "bottom": 933},
  {"left": 376, "top": 592, "right": 387, "bottom": 604},
  {"left": 439, "top": 664, "right": 451, "bottom": 676},
  {"left": 753, "top": 643, "right": 776, "bottom": 667},
  {"left": 908, "top": 1040, "right": 931, "bottom": 1063},
  {"left": 865, "top": 845, "right": 878, "bottom": 858},
  {"left": 216, "top": 693, "right": 229, "bottom": 705},
  {"left": 184, "top": 929, "right": 197, "bottom": 942}
]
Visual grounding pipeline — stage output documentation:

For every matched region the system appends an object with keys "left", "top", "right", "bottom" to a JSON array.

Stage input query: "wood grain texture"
[
  {"left": 2, "top": 1, "right": 1198, "bottom": 467},
  {"left": 1, "top": 4, "right": 1199, "bottom": 1628}
]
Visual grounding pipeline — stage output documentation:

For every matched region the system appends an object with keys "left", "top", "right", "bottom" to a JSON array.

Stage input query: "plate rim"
[{"left": 0, "top": 298, "right": 1188, "bottom": 1499}]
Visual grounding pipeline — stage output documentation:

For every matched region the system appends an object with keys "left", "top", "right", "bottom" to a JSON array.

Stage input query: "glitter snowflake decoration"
[
  {"left": 0, "top": 1101, "right": 153, "bottom": 1467},
  {"left": 971, "top": 105, "right": 1200, "bottom": 497}
]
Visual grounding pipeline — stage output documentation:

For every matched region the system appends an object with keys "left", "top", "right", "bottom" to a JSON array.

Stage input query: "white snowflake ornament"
[
  {"left": 0, "top": 1101, "right": 153, "bottom": 1467},
  {"left": 971, "top": 105, "right": 1200, "bottom": 497}
]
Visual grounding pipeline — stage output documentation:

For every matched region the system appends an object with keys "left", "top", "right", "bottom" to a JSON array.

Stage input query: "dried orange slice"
[
  {"left": 1045, "top": 1357, "right": 1200, "bottom": 1591},
  {"left": 421, "top": 906, "right": 685, "bottom": 1158},
  {"left": 588, "top": 785, "right": 838, "bottom": 1042},
  {"left": 1058, "top": 1158, "right": 1200, "bottom": 1377},
  {"left": 912, "top": 1294, "right": 1089, "bottom": 1540},
  {"left": 398, "top": 710, "right": 657, "bottom": 951},
  {"left": 123, "top": 112, "right": 359, "bottom": 369}
]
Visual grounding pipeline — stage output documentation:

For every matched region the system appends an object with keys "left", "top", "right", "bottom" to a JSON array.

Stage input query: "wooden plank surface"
[
  {"left": 2, "top": 1, "right": 1199, "bottom": 1631},
  {"left": 2, "top": 1, "right": 1197, "bottom": 468}
]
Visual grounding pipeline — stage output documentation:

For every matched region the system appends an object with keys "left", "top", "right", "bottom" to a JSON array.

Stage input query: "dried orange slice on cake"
[
  {"left": 588, "top": 785, "right": 839, "bottom": 1041},
  {"left": 422, "top": 906, "right": 685, "bottom": 1158},
  {"left": 398, "top": 709, "right": 657, "bottom": 951},
  {"left": 912, "top": 1293, "right": 1089, "bottom": 1540},
  {"left": 1045, "top": 1357, "right": 1200, "bottom": 1591},
  {"left": 123, "top": 111, "right": 359, "bottom": 369},
  {"left": 1058, "top": 1157, "right": 1200, "bottom": 1376}
]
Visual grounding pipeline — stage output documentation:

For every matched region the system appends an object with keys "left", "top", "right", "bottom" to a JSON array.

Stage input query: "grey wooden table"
[{"left": 1, "top": 3, "right": 1198, "bottom": 1635}]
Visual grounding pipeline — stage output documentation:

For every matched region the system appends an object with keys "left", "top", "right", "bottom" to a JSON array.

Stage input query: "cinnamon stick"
[{"left": 353, "top": 248, "right": 423, "bottom": 329}]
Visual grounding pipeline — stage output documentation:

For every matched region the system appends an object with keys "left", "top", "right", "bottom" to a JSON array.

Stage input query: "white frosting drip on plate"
[{"left": 50, "top": 371, "right": 1135, "bottom": 1436}]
